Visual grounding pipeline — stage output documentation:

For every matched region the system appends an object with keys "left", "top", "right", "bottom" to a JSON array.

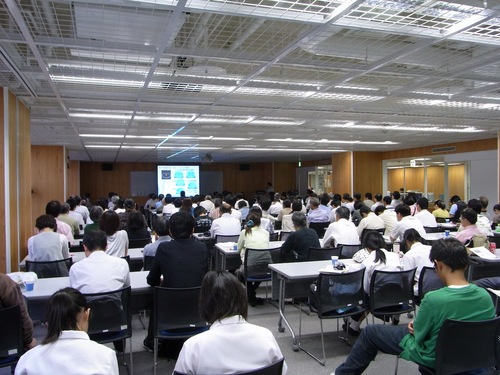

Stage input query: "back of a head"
[
  {"left": 461, "top": 208, "right": 477, "bottom": 225},
  {"left": 260, "top": 198, "right": 272, "bottom": 211},
  {"left": 374, "top": 205, "right": 385, "bottom": 215},
  {"left": 83, "top": 229, "right": 107, "bottom": 252},
  {"left": 430, "top": 238, "right": 469, "bottom": 272},
  {"left": 320, "top": 194, "right": 330, "bottom": 206},
  {"left": 417, "top": 197, "right": 429, "bottom": 210},
  {"left": 353, "top": 201, "right": 364, "bottom": 210},
  {"left": 45, "top": 200, "right": 62, "bottom": 217},
  {"left": 219, "top": 202, "right": 232, "bottom": 215},
  {"left": 127, "top": 211, "right": 145, "bottom": 231},
  {"left": 291, "top": 200, "right": 302, "bottom": 212},
  {"left": 36, "top": 214, "right": 57, "bottom": 231},
  {"left": 245, "top": 213, "right": 261, "bottom": 235},
  {"left": 124, "top": 198, "right": 135, "bottom": 211},
  {"left": 89, "top": 206, "right": 104, "bottom": 223},
  {"left": 99, "top": 210, "right": 120, "bottom": 235},
  {"left": 237, "top": 200, "right": 247, "bottom": 209},
  {"left": 403, "top": 228, "right": 422, "bottom": 244},
  {"left": 200, "top": 271, "right": 248, "bottom": 324},
  {"left": 224, "top": 195, "right": 237, "bottom": 208},
  {"left": 169, "top": 211, "right": 195, "bottom": 239},
  {"left": 336, "top": 206, "right": 350, "bottom": 220},
  {"left": 383, "top": 196, "right": 392, "bottom": 205},
  {"left": 450, "top": 195, "right": 461, "bottom": 204},
  {"left": 213, "top": 198, "right": 222, "bottom": 208},
  {"left": 291, "top": 211, "right": 307, "bottom": 229},
  {"left": 60, "top": 203, "right": 70, "bottom": 215},
  {"left": 283, "top": 199, "right": 291, "bottom": 208},
  {"left": 360, "top": 205, "right": 371, "bottom": 216},
  {"left": 353, "top": 192, "right": 361, "bottom": 201},
  {"left": 467, "top": 199, "right": 482, "bottom": 215},
  {"left": 434, "top": 200, "right": 446, "bottom": 210},
  {"left": 374, "top": 193, "right": 382, "bottom": 202},
  {"left": 193, "top": 206, "right": 206, "bottom": 217},
  {"left": 395, "top": 204, "right": 411, "bottom": 217},
  {"left": 153, "top": 217, "right": 169, "bottom": 236},
  {"left": 173, "top": 198, "right": 182, "bottom": 208},
  {"left": 43, "top": 287, "right": 88, "bottom": 345},
  {"left": 362, "top": 231, "right": 386, "bottom": 250},
  {"left": 392, "top": 191, "right": 401, "bottom": 200},
  {"left": 365, "top": 192, "right": 373, "bottom": 200},
  {"left": 309, "top": 197, "right": 320, "bottom": 208},
  {"left": 248, "top": 206, "right": 263, "bottom": 217},
  {"left": 66, "top": 198, "right": 77, "bottom": 211},
  {"left": 479, "top": 196, "right": 489, "bottom": 209}
]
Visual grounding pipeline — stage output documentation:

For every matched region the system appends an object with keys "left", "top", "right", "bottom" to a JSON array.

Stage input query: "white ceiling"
[{"left": 1, "top": 0, "right": 500, "bottom": 163}]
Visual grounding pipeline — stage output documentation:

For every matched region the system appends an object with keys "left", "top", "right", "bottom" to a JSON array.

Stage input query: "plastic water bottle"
[
  {"left": 444, "top": 230, "right": 450, "bottom": 238},
  {"left": 331, "top": 256, "right": 339, "bottom": 268},
  {"left": 496, "top": 224, "right": 500, "bottom": 233},
  {"left": 445, "top": 218, "right": 450, "bottom": 224}
]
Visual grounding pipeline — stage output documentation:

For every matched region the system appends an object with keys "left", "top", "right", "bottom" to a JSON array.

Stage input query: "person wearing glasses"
[{"left": 454, "top": 208, "right": 483, "bottom": 245}]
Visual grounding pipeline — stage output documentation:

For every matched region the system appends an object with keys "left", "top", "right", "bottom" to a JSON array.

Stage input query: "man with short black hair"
[
  {"left": 144, "top": 211, "right": 209, "bottom": 350},
  {"left": 143, "top": 217, "right": 171, "bottom": 257},
  {"left": 414, "top": 197, "right": 437, "bottom": 228},
  {"left": 281, "top": 212, "right": 320, "bottom": 261},
  {"left": 333, "top": 238, "right": 495, "bottom": 375},
  {"left": 323, "top": 206, "right": 359, "bottom": 247},
  {"left": 389, "top": 204, "right": 426, "bottom": 242}
]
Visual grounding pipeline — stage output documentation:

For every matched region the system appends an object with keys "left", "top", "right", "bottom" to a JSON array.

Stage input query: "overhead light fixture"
[{"left": 70, "top": 49, "right": 172, "bottom": 65}]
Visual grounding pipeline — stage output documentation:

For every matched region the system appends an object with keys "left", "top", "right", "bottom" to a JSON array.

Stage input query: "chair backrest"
[
  {"left": 0, "top": 305, "right": 23, "bottom": 366},
  {"left": 269, "top": 232, "right": 279, "bottom": 241},
  {"left": 316, "top": 268, "right": 365, "bottom": 317},
  {"left": 417, "top": 266, "right": 444, "bottom": 302},
  {"left": 435, "top": 317, "right": 500, "bottom": 375},
  {"left": 129, "top": 237, "right": 152, "bottom": 249},
  {"left": 121, "top": 255, "right": 131, "bottom": 269},
  {"left": 339, "top": 244, "right": 361, "bottom": 259},
  {"left": 143, "top": 255, "right": 155, "bottom": 271},
  {"left": 244, "top": 247, "right": 279, "bottom": 281},
  {"left": 424, "top": 226, "right": 441, "bottom": 233},
  {"left": 279, "top": 231, "right": 292, "bottom": 241},
  {"left": 308, "top": 221, "right": 330, "bottom": 238},
  {"left": 308, "top": 246, "right": 342, "bottom": 261},
  {"left": 370, "top": 268, "right": 416, "bottom": 312},
  {"left": 215, "top": 234, "right": 240, "bottom": 243},
  {"left": 173, "top": 358, "right": 284, "bottom": 375},
  {"left": 435, "top": 217, "right": 447, "bottom": 223},
  {"left": 84, "top": 286, "right": 132, "bottom": 343},
  {"left": 360, "top": 228, "right": 385, "bottom": 244},
  {"left": 154, "top": 286, "right": 208, "bottom": 339},
  {"left": 25, "top": 258, "right": 73, "bottom": 278},
  {"left": 467, "top": 257, "right": 500, "bottom": 282},
  {"left": 488, "top": 235, "right": 500, "bottom": 247}
]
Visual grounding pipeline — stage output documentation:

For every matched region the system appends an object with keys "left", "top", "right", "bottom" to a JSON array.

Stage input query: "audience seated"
[
  {"left": 125, "top": 211, "right": 150, "bottom": 241},
  {"left": 389, "top": 204, "right": 426, "bottom": 242},
  {"left": 432, "top": 200, "right": 449, "bottom": 220},
  {"left": 174, "top": 271, "right": 287, "bottom": 374},
  {"left": 15, "top": 288, "right": 119, "bottom": 375},
  {"left": 401, "top": 229, "right": 433, "bottom": 295},
  {"left": 99, "top": 211, "right": 128, "bottom": 257},
  {"left": 356, "top": 205, "right": 385, "bottom": 238},
  {"left": 281, "top": 200, "right": 302, "bottom": 232},
  {"left": 210, "top": 203, "right": 241, "bottom": 239},
  {"left": 333, "top": 238, "right": 495, "bottom": 374},
  {"left": 455, "top": 208, "right": 484, "bottom": 245},
  {"left": 28, "top": 214, "right": 70, "bottom": 262},
  {"left": 323, "top": 207, "right": 359, "bottom": 248},
  {"left": 236, "top": 213, "right": 271, "bottom": 306},
  {"left": 0, "top": 273, "right": 36, "bottom": 351},
  {"left": 143, "top": 217, "right": 170, "bottom": 258},
  {"left": 45, "top": 200, "right": 74, "bottom": 244},
  {"left": 414, "top": 198, "right": 438, "bottom": 228},
  {"left": 84, "top": 206, "right": 103, "bottom": 234},
  {"left": 467, "top": 198, "right": 492, "bottom": 236},
  {"left": 144, "top": 211, "right": 209, "bottom": 352},
  {"left": 59, "top": 201, "right": 81, "bottom": 236},
  {"left": 281, "top": 212, "right": 320, "bottom": 261},
  {"left": 307, "top": 197, "right": 329, "bottom": 224}
]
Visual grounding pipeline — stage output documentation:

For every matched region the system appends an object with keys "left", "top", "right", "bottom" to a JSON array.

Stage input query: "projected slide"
[{"left": 157, "top": 165, "right": 200, "bottom": 196}]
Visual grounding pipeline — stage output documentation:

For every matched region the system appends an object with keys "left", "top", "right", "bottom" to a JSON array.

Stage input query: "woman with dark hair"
[
  {"left": 344, "top": 231, "right": 402, "bottom": 336},
  {"left": 236, "top": 213, "right": 271, "bottom": 306},
  {"left": 432, "top": 200, "right": 449, "bottom": 219},
  {"left": 179, "top": 198, "right": 194, "bottom": 216},
  {"left": 125, "top": 211, "right": 150, "bottom": 241},
  {"left": 99, "top": 210, "right": 128, "bottom": 257},
  {"left": 174, "top": 271, "right": 287, "bottom": 374},
  {"left": 15, "top": 287, "right": 118, "bottom": 375},
  {"left": 28, "top": 214, "right": 70, "bottom": 262}
]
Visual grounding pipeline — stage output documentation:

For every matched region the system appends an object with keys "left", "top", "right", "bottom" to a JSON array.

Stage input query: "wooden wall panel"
[
  {"left": 448, "top": 165, "right": 465, "bottom": 199},
  {"left": 382, "top": 138, "right": 497, "bottom": 160},
  {"left": 353, "top": 151, "right": 383, "bottom": 195},
  {"left": 18, "top": 102, "right": 31, "bottom": 262},
  {"left": 273, "top": 162, "right": 297, "bottom": 194},
  {"left": 0, "top": 90, "right": 5, "bottom": 271},
  {"left": 426, "top": 166, "right": 445, "bottom": 198},
  {"left": 67, "top": 160, "right": 80, "bottom": 197},
  {"left": 31, "top": 146, "right": 65, "bottom": 227},
  {"left": 332, "top": 152, "right": 352, "bottom": 195},
  {"left": 8, "top": 92, "right": 19, "bottom": 269}
]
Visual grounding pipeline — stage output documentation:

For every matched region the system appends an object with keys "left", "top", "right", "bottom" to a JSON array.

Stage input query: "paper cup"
[{"left": 25, "top": 281, "right": 35, "bottom": 291}]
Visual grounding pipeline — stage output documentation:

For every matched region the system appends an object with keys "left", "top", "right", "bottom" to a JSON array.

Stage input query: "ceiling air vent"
[
  {"left": 432, "top": 146, "right": 456, "bottom": 153},
  {"left": 160, "top": 82, "right": 202, "bottom": 92}
]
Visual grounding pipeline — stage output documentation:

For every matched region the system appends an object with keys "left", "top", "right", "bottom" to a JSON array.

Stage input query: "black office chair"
[
  {"left": 154, "top": 286, "right": 209, "bottom": 375},
  {"left": 467, "top": 257, "right": 500, "bottom": 282},
  {"left": 488, "top": 235, "right": 500, "bottom": 247},
  {"left": 269, "top": 232, "right": 279, "bottom": 241},
  {"left": 243, "top": 247, "right": 282, "bottom": 301},
  {"left": 121, "top": 255, "right": 131, "bottom": 269},
  {"left": 173, "top": 357, "right": 285, "bottom": 375},
  {"left": 369, "top": 268, "right": 416, "bottom": 324},
  {"left": 25, "top": 258, "right": 73, "bottom": 278},
  {"left": 416, "top": 266, "right": 444, "bottom": 306},
  {"left": 0, "top": 305, "right": 23, "bottom": 370},
  {"left": 309, "top": 222, "right": 330, "bottom": 238},
  {"left": 339, "top": 244, "right": 361, "bottom": 259},
  {"left": 143, "top": 255, "right": 155, "bottom": 271},
  {"left": 84, "top": 286, "right": 133, "bottom": 375},
  {"left": 307, "top": 246, "right": 342, "bottom": 261},
  {"left": 406, "top": 317, "right": 500, "bottom": 375},
  {"left": 129, "top": 237, "right": 152, "bottom": 249},
  {"left": 299, "top": 268, "right": 366, "bottom": 365},
  {"left": 279, "top": 231, "right": 292, "bottom": 241},
  {"left": 215, "top": 234, "right": 241, "bottom": 270},
  {"left": 360, "top": 228, "right": 385, "bottom": 244}
]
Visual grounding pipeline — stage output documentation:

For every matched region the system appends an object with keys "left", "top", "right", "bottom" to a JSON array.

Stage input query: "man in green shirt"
[{"left": 332, "top": 237, "right": 495, "bottom": 375}]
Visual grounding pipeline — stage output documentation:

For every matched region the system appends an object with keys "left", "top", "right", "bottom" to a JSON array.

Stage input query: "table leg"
[{"left": 277, "top": 277, "right": 299, "bottom": 351}]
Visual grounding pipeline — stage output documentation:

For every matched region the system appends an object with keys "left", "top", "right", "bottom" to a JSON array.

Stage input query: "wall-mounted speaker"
[
  {"left": 239, "top": 164, "right": 250, "bottom": 171},
  {"left": 101, "top": 163, "right": 113, "bottom": 171}
]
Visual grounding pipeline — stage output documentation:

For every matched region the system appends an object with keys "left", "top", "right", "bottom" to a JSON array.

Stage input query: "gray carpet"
[{"left": 4, "top": 285, "right": 422, "bottom": 375}]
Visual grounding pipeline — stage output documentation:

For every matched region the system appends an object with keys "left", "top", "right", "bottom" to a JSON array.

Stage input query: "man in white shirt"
[
  {"left": 69, "top": 229, "right": 130, "bottom": 352},
  {"left": 390, "top": 204, "right": 426, "bottom": 242},
  {"left": 210, "top": 203, "right": 242, "bottom": 238},
  {"left": 268, "top": 193, "right": 283, "bottom": 216},
  {"left": 200, "top": 194, "right": 215, "bottom": 213},
  {"left": 401, "top": 228, "right": 433, "bottom": 295},
  {"left": 162, "top": 196, "right": 178, "bottom": 217},
  {"left": 282, "top": 200, "right": 302, "bottom": 232},
  {"left": 74, "top": 196, "right": 89, "bottom": 223},
  {"left": 414, "top": 197, "right": 437, "bottom": 228},
  {"left": 323, "top": 207, "right": 360, "bottom": 247},
  {"left": 226, "top": 195, "right": 242, "bottom": 223},
  {"left": 371, "top": 193, "right": 384, "bottom": 212},
  {"left": 357, "top": 205, "right": 385, "bottom": 238}
]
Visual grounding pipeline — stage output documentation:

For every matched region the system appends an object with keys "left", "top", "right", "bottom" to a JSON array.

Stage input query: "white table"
[
  {"left": 19, "top": 248, "right": 145, "bottom": 270},
  {"left": 214, "top": 241, "right": 284, "bottom": 271},
  {"left": 22, "top": 271, "right": 152, "bottom": 320},
  {"left": 268, "top": 259, "right": 362, "bottom": 351}
]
